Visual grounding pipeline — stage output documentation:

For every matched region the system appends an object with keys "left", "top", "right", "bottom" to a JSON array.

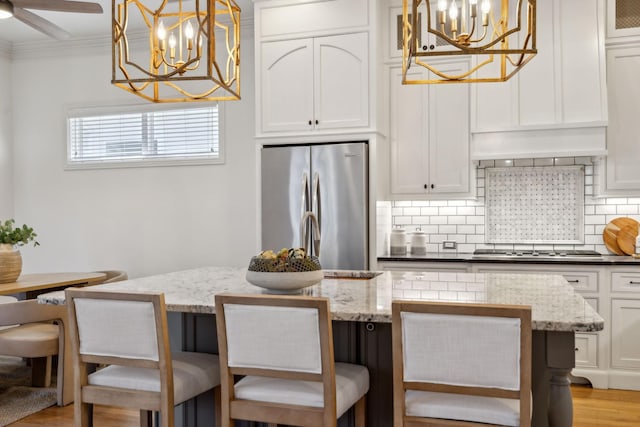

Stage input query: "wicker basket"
[{"left": 0, "top": 244, "right": 22, "bottom": 284}]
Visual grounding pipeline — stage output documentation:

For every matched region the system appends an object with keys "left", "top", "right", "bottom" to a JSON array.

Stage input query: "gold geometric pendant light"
[
  {"left": 112, "top": 0, "right": 241, "bottom": 102},
  {"left": 402, "top": 0, "right": 536, "bottom": 84}
]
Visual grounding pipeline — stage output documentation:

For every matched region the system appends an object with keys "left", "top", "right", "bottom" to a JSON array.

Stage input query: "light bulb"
[
  {"left": 482, "top": 0, "right": 491, "bottom": 14},
  {"left": 449, "top": 0, "right": 458, "bottom": 20},
  {"left": 157, "top": 21, "right": 166, "bottom": 40},
  {"left": 169, "top": 33, "right": 177, "bottom": 49},
  {"left": 470, "top": 0, "right": 478, "bottom": 5},
  {"left": 184, "top": 20, "right": 194, "bottom": 39},
  {"left": 438, "top": 0, "right": 448, "bottom": 11}
]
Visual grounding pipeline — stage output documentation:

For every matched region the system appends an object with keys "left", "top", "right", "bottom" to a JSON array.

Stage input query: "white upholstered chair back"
[
  {"left": 401, "top": 311, "right": 521, "bottom": 390},
  {"left": 73, "top": 298, "right": 159, "bottom": 360},
  {"left": 223, "top": 302, "right": 323, "bottom": 373},
  {"left": 392, "top": 301, "right": 532, "bottom": 427},
  {"left": 215, "top": 294, "right": 369, "bottom": 427}
]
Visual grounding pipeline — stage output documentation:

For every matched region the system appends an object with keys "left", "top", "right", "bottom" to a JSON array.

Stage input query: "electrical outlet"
[{"left": 442, "top": 241, "right": 457, "bottom": 250}]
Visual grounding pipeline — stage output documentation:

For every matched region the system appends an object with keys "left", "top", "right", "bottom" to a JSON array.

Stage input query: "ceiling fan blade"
[
  {"left": 13, "top": 7, "right": 71, "bottom": 40},
  {"left": 12, "top": 0, "right": 103, "bottom": 14}
]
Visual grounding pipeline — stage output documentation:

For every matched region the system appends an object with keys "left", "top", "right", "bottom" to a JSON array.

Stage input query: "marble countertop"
[
  {"left": 38, "top": 267, "right": 604, "bottom": 332},
  {"left": 379, "top": 252, "right": 640, "bottom": 265}
]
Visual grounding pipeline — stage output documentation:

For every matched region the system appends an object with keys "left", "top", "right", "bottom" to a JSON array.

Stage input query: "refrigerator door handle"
[
  {"left": 301, "top": 173, "right": 310, "bottom": 250},
  {"left": 312, "top": 172, "right": 321, "bottom": 254}
]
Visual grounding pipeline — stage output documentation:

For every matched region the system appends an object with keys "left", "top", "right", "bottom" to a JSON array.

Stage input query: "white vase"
[{"left": 0, "top": 244, "right": 22, "bottom": 284}]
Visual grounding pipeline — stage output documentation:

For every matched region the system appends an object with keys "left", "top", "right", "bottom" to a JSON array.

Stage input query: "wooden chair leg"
[
  {"left": 76, "top": 401, "right": 93, "bottom": 427},
  {"left": 140, "top": 410, "right": 153, "bottom": 427},
  {"left": 214, "top": 386, "right": 222, "bottom": 427},
  {"left": 31, "top": 356, "right": 52, "bottom": 387},
  {"left": 354, "top": 395, "right": 366, "bottom": 427}
]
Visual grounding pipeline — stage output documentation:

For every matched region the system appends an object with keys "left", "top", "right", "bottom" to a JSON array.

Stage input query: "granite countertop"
[
  {"left": 39, "top": 267, "right": 603, "bottom": 333},
  {"left": 378, "top": 252, "right": 640, "bottom": 265}
]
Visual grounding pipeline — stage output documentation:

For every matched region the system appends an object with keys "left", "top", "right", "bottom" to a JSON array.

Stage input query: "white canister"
[
  {"left": 410, "top": 230, "right": 427, "bottom": 255},
  {"left": 390, "top": 228, "right": 407, "bottom": 255}
]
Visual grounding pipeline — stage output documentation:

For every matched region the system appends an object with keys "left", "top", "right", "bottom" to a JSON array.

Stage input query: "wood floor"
[{"left": 9, "top": 385, "right": 640, "bottom": 426}]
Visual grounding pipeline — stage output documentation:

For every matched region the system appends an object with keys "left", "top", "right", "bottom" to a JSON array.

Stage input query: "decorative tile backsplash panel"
[
  {"left": 485, "top": 166, "right": 584, "bottom": 244},
  {"left": 381, "top": 157, "right": 640, "bottom": 256}
]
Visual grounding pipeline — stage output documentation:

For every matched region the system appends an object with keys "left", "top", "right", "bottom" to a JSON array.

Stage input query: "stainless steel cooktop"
[{"left": 472, "top": 249, "right": 602, "bottom": 260}]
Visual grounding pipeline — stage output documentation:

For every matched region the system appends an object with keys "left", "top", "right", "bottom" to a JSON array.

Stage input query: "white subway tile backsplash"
[
  {"left": 403, "top": 207, "right": 421, "bottom": 216},
  {"left": 534, "top": 158, "right": 554, "bottom": 166},
  {"left": 457, "top": 206, "right": 476, "bottom": 215},
  {"left": 448, "top": 216, "right": 466, "bottom": 225},
  {"left": 387, "top": 157, "right": 640, "bottom": 255},
  {"left": 420, "top": 207, "right": 439, "bottom": 216},
  {"left": 618, "top": 205, "right": 639, "bottom": 214},
  {"left": 595, "top": 205, "right": 617, "bottom": 215},
  {"left": 439, "top": 207, "right": 457, "bottom": 216}
]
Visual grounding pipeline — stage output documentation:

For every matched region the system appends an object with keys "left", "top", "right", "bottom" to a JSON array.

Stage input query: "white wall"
[
  {"left": 10, "top": 33, "right": 258, "bottom": 278},
  {"left": 0, "top": 46, "right": 13, "bottom": 219}
]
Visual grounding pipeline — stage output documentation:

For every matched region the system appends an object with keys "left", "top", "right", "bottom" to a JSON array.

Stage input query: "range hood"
[{"left": 471, "top": 122, "right": 607, "bottom": 161}]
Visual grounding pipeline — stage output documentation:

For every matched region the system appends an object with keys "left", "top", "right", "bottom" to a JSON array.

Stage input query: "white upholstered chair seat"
[
  {"left": 0, "top": 322, "right": 59, "bottom": 356},
  {"left": 235, "top": 362, "right": 369, "bottom": 418},
  {"left": 89, "top": 351, "right": 220, "bottom": 404},
  {"left": 405, "top": 390, "right": 521, "bottom": 427}
]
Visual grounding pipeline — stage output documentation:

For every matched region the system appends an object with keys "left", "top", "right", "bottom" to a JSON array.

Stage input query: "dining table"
[
  {"left": 0, "top": 272, "right": 106, "bottom": 299},
  {"left": 39, "top": 266, "right": 603, "bottom": 427}
]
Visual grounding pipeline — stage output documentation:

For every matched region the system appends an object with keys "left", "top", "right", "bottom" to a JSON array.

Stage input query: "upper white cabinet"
[
  {"left": 471, "top": 0, "right": 608, "bottom": 160},
  {"left": 259, "top": 33, "right": 369, "bottom": 134},
  {"left": 607, "top": 0, "right": 640, "bottom": 40},
  {"left": 254, "top": 0, "right": 372, "bottom": 137},
  {"left": 602, "top": 44, "right": 640, "bottom": 194},
  {"left": 388, "top": 61, "right": 472, "bottom": 198}
]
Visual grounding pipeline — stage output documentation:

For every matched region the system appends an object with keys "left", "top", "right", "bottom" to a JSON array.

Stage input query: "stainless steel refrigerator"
[{"left": 261, "top": 142, "right": 369, "bottom": 270}]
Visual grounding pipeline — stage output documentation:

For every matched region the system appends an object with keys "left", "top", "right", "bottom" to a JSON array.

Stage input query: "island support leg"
[
  {"left": 531, "top": 331, "right": 575, "bottom": 427},
  {"left": 546, "top": 331, "right": 575, "bottom": 427}
]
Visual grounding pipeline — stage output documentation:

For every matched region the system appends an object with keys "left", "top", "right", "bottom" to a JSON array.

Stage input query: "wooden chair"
[
  {"left": 65, "top": 289, "right": 221, "bottom": 427},
  {"left": 0, "top": 298, "right": 72, "bottom": 406},
  {"left": 391, "top": 301, "right": 532, "bottom": 427},
  {"left": 95, "top": 270, "right": 128, "bottom": 283},
  {"left": 215, "top": 293, "right": 369, "bottom": 427}
]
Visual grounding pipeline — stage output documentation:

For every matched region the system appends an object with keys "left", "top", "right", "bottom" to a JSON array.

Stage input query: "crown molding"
[{"left": 9, "top": 14, "right": 254, "bottom": 61}]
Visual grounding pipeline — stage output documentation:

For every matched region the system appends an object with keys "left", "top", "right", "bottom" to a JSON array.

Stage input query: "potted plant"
[{"left": 0, "top": 219, "right": 39, "bottom": 283}]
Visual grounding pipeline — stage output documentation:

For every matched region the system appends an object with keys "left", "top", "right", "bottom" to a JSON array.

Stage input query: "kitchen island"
[{"left": 40, "top": 267, "right": 603, "bottom": 427}]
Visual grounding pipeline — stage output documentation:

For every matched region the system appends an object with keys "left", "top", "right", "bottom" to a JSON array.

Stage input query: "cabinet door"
[
  {"left": 260, "top": 39, "right": 314, "bottom": 133},
  {"left": 607, "top": 0, "right": 640, "bottom": 39},
  {"left": 612, "top": 299, "right": 640, "bottom": 369},
  {"left": 389, "top": 66, "right": 429, "bottom": 195},
  {"left": 314, "top": 33, "right": 369, "bottom": 130},
  {"left": 473, "top": 0, "right": 606, "bottom": 130},
  {"left": 428, "top": 60, "right": 470, "bottom": 194},
  {"left": 605, "top": 45, "right": 640, "bottom": 192}
]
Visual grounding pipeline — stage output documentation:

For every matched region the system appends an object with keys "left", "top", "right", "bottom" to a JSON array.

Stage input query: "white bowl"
[{"left": 245, "top": 270, "right": 324, "bottom": 294}]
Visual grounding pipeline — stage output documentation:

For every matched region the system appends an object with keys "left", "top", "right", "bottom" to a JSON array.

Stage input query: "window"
[{"left": 67, "top": 103, "right": 222, "bottom": 168}]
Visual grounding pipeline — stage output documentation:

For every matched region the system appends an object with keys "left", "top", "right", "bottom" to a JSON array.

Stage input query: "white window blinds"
[{"left": 67, "top": 104, "right": 221, "bottom": 168}]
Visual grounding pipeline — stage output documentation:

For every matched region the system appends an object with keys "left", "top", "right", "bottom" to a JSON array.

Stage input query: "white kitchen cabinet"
[
  {"left": 607, "top": 0, "right": 640, "bottom": 40},
  {"left": 471, "top": 0, "right": 607, "bottom": 160},
  {"left": 602, "top": 44, "right": 640, "bottom": 195},
  {"left": 258, "top": 32, "right": 369, "bottom": 135},
  {"left": 388, "top": 61, "right": 472, "bottom": 199},
  {"left": 612, "top": 299, "right": 640, "bottom": 369}
]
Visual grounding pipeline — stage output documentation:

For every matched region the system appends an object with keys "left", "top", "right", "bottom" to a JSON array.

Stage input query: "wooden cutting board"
[
  {"left": 617, "top": 223, "right": 640, "bottom": 256},
  {"left": 603, "top": 217, "right": 639, "bottom": 255}
]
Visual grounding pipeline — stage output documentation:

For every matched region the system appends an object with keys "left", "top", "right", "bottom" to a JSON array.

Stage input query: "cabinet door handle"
[
  {"left": 423, "top": 184, "right": 427, "bottom": 189},
  {"left": 575, "top": 348, "right": 579, "bottom": 351},
  {"left": 431, "top": 184, "right": 435, "bottom": 189},
  {"left": 567, "top": 280, "right": 580, "bottom": 283},
  {"left": 315, "top": 119, "right": 319, "bottom": 125},
  {"left": 629, "top": 281, "right": 640, "bottom": 285}
]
